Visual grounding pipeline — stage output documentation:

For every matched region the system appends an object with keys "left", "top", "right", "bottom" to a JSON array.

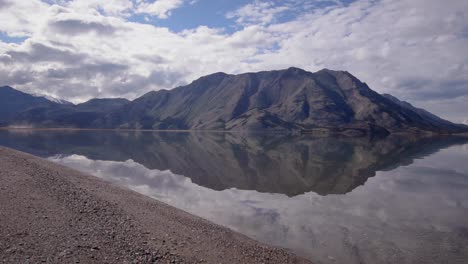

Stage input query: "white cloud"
[
  {"left": 57, "top": 0, "right": 135, "bottom": 17},
  {"left": 136, "top": 0, "right": 184, "bottom": 19},
  {"left": 0, "top": 0, "right": 50, "bottom": 36},
  {"left": 226, "top": 0, "right": 346, "bottom": 26},
  {"left": 226, "top": 1, "right": 290, "bottom": 26},
  {"left": 0, "top": 0, "right": 467, "bottom": 122}
]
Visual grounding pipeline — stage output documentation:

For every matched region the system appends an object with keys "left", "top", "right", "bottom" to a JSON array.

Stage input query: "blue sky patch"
[{"left": 0, "top": 32, "right": 28, "bottom": 44}]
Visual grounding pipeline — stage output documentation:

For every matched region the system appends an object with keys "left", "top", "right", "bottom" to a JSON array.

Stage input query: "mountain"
[
  {"left": 2, "top": 68, "right": 467, "bottom": 134},
  {"left": 0, "top": 86, "right": 58, "bottom": 126},
  {"left": 10, "top": 97, "right": 129, "bottom": 128},
  {"left": 97, "top": 67, "right": 466, "bottom": 134}
]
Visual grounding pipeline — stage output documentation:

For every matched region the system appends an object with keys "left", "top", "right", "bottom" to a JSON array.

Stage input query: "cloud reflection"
[{"left": 49, "top": 145, "right": 468, "bottom": 264}]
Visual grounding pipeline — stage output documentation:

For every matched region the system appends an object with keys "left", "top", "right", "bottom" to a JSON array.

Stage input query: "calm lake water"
[{"left": 1, "top": 130, "right": 467, "bottom": 263}]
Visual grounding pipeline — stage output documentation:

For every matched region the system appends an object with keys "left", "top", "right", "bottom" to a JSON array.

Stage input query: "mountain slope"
[
  {"left": 76, "top": 98, "right": 130, "bottom": 113},
  {"left": 97, "top": 68, "right": 466, "bottom": 134},
  {"left": 0, "top": 86, "right": 57, "bottom": 126},
  {"left": 382, "top": 94, "right": 460, "bottom": 130},
  {"left": 10, "top": 97, "right": 129, "bottom": 128}
]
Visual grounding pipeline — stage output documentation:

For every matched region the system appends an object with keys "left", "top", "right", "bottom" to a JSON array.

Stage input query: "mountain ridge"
[
  {"left": 1, "top": 68, "right": 467, "bottom": 135},
  {"left": 32, "top": 93, "right": 74, "bottom": 105}
]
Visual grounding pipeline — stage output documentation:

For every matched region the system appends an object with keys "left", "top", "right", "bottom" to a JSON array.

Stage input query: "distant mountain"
[
  {"left": 75, "top": 98, "right": 130, "bottom": 113},
  {"left": 0, "top": 86, "right": 57, "bottom": 126},
  {"left": 2, "top": 68, "right": 467, "bottom": 135},
  {"left": 10, "top": 96, "right": 129, "bottom": 128}
]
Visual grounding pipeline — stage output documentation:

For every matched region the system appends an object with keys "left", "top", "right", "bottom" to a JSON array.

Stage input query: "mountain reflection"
[
  {"left": 1, "top": 130, "right": 468, "bottom": 263},
  {"left": 47, "top": 151, "right": 468, "bottom": 264},
  {"left": 0, "top": 130, "right": 467, "bottom": 196}
]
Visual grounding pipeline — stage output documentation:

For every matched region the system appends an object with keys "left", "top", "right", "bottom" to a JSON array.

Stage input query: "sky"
[{"left": 0, "top": 0, "right": 467, "bottom": 123}]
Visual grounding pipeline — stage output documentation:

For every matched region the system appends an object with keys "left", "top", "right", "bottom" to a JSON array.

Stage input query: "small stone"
[{"left": 5, "top": 247, "right": 16, "bottom": 254}]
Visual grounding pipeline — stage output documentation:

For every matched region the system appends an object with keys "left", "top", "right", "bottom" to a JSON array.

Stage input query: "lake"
[{"left": 0, "top": 130, "right": 467, "bottom": 264}]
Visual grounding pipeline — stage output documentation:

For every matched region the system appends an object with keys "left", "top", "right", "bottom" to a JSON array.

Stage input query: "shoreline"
[
  {"left": 0, "top": 146, "right": 310, "bottom": 263},
  {"left": 1, "top": 127, "right": 467, "bottom": 138}
]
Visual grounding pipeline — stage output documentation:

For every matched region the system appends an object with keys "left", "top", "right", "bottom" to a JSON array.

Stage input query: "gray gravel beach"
[{"left": 0, "top": 146, "right": 310, "bottom": 264}]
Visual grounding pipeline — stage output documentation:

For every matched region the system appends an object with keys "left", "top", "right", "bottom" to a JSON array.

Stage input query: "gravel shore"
[{"left": 0, "top": 146, "right": 311, "bottom": 264}]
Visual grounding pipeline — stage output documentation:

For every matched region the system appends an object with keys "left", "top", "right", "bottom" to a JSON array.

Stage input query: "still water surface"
[{"left": 0, "top": 130, "right": 467, "bottom": 263}]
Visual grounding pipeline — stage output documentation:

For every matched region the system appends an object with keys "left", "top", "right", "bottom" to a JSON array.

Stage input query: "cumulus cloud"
[
  {"left": 226, "top": 1, "right": 290, "bottom": 26},
  {"left": 136, "top": 0, "right": 184, "bottom": 19},
  {"left": 0, "top": 0, "right": 49, "bottom": 36},
  {"left": 6, "top": 42, "right": 86, "bottom": 63},
  {"left": 64, "top": 0, "right": 134, "bottom": 17},
  {"left": 50, "top": 19, "right": 118, "bottom": 35},
  {"left": 0, "top": 0, "right": 466, "bottom": 122},
  {"left": 0, "top": 0, "right": 12, "bottom": 9},
  {"left": 226, "top": 0, "right": 345, "bottom": 26}
]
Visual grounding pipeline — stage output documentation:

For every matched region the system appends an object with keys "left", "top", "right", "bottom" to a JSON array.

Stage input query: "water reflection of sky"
[{"left": 49, "top": 144, "right": 468, "bottom": 264}]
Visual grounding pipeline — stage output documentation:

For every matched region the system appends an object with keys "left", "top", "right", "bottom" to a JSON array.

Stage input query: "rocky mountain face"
[
  {"left": 96, "top": 68, "right": 467, "bottom": 134},
  {"left": 2, "top": 68, "right": 467, "bottom": 134}
]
